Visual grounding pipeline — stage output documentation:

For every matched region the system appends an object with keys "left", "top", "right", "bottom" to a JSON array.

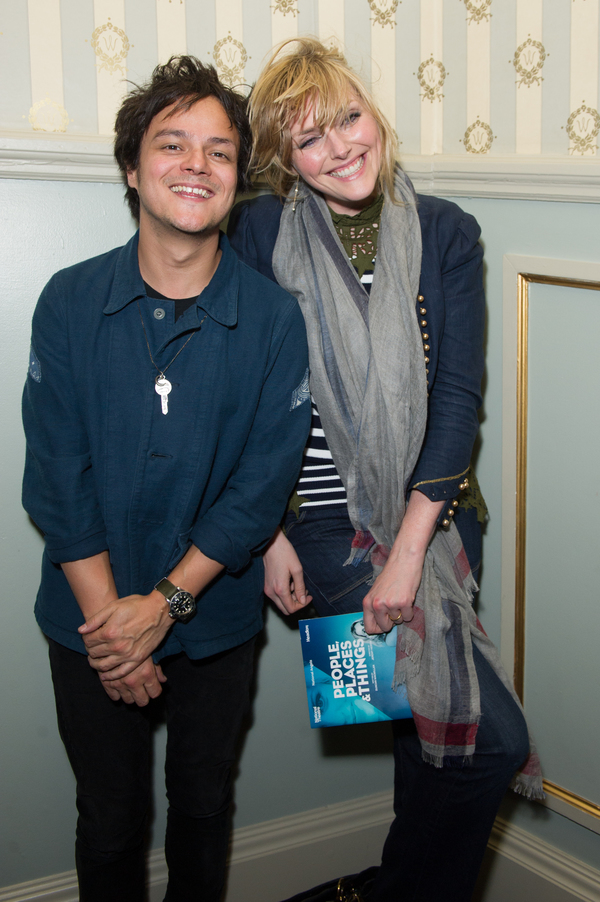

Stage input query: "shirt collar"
[{"left": 103, "top": 231, "right": 239, "bottom": 328}]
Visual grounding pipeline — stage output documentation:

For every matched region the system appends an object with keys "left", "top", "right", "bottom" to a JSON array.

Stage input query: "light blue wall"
[
  {"left": 450, "top": 194, "right": 600, "bottom": 872},
  {"left": 1, "top": 178, "right": 599, "bottom": 886}
]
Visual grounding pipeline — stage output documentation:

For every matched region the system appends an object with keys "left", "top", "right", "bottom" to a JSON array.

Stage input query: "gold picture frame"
[{"left": 513, "top": 269, "right": 600, "bottom": 826}]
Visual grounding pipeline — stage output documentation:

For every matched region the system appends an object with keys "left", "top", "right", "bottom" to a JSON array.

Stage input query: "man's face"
[{"left": 127, "top": 96, "right": 240, "bottom": 239}]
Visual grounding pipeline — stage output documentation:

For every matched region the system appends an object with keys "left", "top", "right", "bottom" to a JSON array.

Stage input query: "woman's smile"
[{"left": 328, "top": 154, "right": 365, "bottom": 179}]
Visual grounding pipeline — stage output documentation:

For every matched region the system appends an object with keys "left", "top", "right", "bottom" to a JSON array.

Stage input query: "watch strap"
[{"left": 155, "top": 577, "right": 179, "bottom": 600}]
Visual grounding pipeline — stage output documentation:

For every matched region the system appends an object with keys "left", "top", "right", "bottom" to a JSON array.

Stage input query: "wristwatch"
[{"left": 154, "top": 577, "right": 196, "bottom": 623}]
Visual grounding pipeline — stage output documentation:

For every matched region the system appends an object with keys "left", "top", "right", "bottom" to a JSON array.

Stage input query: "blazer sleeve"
[
  {"left": 227, "top": 196, "right": 283, "bottom": 283},
  {"left": 409, "top": 208, "right": 485, "bottom": 509}
]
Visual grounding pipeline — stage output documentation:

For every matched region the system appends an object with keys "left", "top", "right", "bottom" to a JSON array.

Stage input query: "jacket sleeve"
[
  {"left": 189, "top": 298, "right": 311, "bottom": 571},
  {"left": 227, "top": 196, "right": 282, "bottom": 283},
  {"left": 409, "top": 210, "right": 485, "bottom": 511},
  {"left": 22, "top": 274, "right": 109, "bottom": 563}
]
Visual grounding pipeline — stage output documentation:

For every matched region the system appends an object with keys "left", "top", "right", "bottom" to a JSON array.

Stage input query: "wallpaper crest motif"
[
  {"left": 417, "top": 58, "right": 446, "bottom": 103},
  {"left": 28, "top": 98, "right": 69, "bottom": 133},
  {"left": 91, "top": 20, "right": 131, "bottom": 75},
  {"left": 212, "top": 34, "right": 249, "bottom": 88},
  {"left": 368, "top": 0, "right": 398, "bottom": 28},
  {"left": 463, "top": 119, "right": 494, "bottom": 154},
  {"left": 513, "top": 38, "right": 546, "bottom": 88},
  {"left": 272, "top": 0, "right": 298, "bottom": 15},
  {"left": 567, "top": 104, "right": 600, "bottom": 154},
  {"left": 463, "top": 0, "right": 492, "bottom": 25}
]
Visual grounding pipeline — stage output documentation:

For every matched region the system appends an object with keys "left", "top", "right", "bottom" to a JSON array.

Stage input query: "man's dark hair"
[{"left": 114, "top": 56, "right": 252, "bottom": 220}]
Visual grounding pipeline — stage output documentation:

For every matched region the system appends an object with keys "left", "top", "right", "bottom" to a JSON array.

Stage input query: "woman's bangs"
[{"left": 282, "top": 68, "right": 363, "bottom": 134}]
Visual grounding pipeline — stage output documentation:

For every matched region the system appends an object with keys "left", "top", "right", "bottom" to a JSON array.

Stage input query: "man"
[{"left": 22, "top": 57, "right": 310, "bottom": 902}]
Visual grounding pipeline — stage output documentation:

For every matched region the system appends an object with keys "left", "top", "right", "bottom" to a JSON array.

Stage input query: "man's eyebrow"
[{"left": 151, "top": 128, "right": 236, "bottom": 146}]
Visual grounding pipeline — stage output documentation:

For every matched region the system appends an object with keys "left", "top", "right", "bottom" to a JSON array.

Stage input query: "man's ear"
[{"left": 127, "top": 169, "right": 138, "bottom": 189}]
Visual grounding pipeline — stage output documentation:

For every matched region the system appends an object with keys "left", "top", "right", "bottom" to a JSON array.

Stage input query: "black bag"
[{"left": 280, "top": 867, "right": 379, "bottom": 902}]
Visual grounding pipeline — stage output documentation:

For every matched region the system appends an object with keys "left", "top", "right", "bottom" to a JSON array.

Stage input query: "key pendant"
[{"left": 155, "top": 376, "right": 172, "bottom": 415}]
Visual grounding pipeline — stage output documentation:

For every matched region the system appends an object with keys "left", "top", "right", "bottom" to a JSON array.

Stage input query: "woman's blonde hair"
[{"left": 248, "top": 37, "right": 398, "bottom": 200}]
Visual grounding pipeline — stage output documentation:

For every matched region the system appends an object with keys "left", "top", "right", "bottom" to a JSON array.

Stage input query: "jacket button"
[
  {"left": 442, "top": 519, "right": 450, "bottom": 527},
  {"left": 418, "top": 295, "right": 424, "bottom": 302},
  {"left": 421, "top": 319, "right": 427, "bottom": 327},
  {"left": 424, "top": 356, "right": 430, "bottom": 363},
  {"left": 420, "top": 307, "right": 427, "bottom": 315},
  {"left": 452, "top": 499, "right": 459, "bottom": 508},
  {"left": 422, "top": 333, "right": 429, "bottom": 340},
  {"left": 423, "top": 344, "right": 430, "bottom": 351},
  {"left": 447, "top": 509, "right": 455, "bottom": 517},
  {"left": 459, "top": 479, "right": 469, "bottom": 491},
  {"left": 154, "top": 307, "right": 166, "bottom": 320}
]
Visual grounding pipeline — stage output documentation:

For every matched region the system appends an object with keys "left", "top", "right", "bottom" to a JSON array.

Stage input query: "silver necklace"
[{"left": 136, "top": 299, "right": 207, "bottom": 415}]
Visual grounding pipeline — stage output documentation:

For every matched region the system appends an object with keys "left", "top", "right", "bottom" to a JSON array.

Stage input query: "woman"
[{"left": 228, "top": 38, "right": 539, "bottom": 902}]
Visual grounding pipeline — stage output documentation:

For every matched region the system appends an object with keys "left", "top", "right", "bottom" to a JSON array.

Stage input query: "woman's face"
[{"left": 289, "top": 96, "right": 382, "bottom": 216}]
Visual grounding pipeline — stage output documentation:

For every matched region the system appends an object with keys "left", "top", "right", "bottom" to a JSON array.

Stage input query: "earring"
[{"left": 292, "top": 176, "right": 299, "bottom": 213}]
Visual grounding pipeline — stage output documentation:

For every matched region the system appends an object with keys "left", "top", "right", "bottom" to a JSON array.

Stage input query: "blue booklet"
[{"left": 299, "top": 612, "right": 412, "bottom": 728}]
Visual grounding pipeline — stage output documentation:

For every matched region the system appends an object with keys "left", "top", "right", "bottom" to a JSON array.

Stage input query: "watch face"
[{"left": 169, "top": 591, "right": 196, "bottom": 620}]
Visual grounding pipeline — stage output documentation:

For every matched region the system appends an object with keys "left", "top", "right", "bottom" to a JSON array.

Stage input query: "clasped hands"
[{"left": 78, "top": 591, "right": 172, "bottom": 706}]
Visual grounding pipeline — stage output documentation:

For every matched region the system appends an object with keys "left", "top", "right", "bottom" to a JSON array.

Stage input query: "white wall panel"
[
  {"left": 156, "top": 0, "right": 188, "bottom": 62},
  {"left": 27, "top": 0, "right": 66, "bottom": 131},
  {"left": 569, "top": 0, "right": 599, "bottom": 155},
  {"left": 214, "top": 0, "right": 246, "bottom": 88},
  {"left": 370, "top": 2, "right": 396, "bottom": 130},
  {"left": 515, "top": 0, "right": 543, "bottom": 155},
  {"left": 419, "top": 0, "right": 443, "bottom": 155},
  {"left": 271, "top": 0, "right": 298, "bottom": 47},
  {"left": 318, "top": 0, "right": 344, "bottom": 48},
  {"left": 465, "top": 4, "right": 492, "bottom": 154},
  {"left": 93, "top": 0, "right": 128, "bottom": 135}
]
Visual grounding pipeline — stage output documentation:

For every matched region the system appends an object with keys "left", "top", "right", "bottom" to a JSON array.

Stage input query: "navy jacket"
[
  {"left": 23, "top": 233, "right": 310, "bottom": 660},
  {"left": 228, "top": 193, "right": 485, "bottom": 510}
]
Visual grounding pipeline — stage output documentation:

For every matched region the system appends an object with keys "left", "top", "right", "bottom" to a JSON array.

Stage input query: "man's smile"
[{"left": 169, "top": 185, "right": 213, "bottom": 198}]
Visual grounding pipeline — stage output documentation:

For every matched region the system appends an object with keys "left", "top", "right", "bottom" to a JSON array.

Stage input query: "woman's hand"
[
  {"left": 264, "top": 526, "right": 312, "bottom": 615},
  {"left": 362, "top": 491, "right": 444, "bottom": 633},
  {"left": 362, "top": 547, "right": 426, "bottom": 632}
]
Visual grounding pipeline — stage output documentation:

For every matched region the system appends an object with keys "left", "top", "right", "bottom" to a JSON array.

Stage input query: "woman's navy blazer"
[{"left": 228, "top": 192, "right": 485, "bottom": 511}]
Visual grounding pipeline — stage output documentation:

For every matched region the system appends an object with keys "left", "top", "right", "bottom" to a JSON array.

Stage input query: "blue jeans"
[
  {"left": 285, "top": 507, "right": 529, "bottom": 902},
  {"left": 48, "top": 637, "right": 256, "bottom": 902}
]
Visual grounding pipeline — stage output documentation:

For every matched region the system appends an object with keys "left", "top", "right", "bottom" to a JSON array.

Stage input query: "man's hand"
[
  {"left": 264, "top": 527, "right": 312, "bottom": 615},
  {"left": 100, "top": 657, "right": 167, "bottom": 706},
  {"left": 79, "top": 590, "right": 173, "bottom": 679}
]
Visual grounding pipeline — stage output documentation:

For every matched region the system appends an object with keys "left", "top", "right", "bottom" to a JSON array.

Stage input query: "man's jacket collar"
[{"left": 103, "top": 231, "right": 239, "bottom": 327}]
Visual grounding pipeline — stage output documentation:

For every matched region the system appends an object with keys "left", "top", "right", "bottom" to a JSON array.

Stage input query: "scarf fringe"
[
  {"left": 510, "top": 773, "right": 546, "bottom": 801},
  {"left": 421, "top": 749, "right": 444, "bottom": 768}
]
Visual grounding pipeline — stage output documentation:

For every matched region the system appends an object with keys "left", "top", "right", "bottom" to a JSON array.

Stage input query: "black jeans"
[
  {"left": 48, "top": 637, "right": 256, "bottom": 902},
  {"left": 286, "top": 506, "right": 529, "bottom": 902}
]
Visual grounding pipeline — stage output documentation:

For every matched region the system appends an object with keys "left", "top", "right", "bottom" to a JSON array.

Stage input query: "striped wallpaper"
[{"left": 1, "top": 0, "right": 599, "bottom": 157}]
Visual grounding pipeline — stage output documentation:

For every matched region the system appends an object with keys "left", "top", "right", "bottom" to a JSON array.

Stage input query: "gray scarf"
[
  {"left": 272, "top": 168, "right": 542, "bottom": 794},
  {"left": 274, "top": 170, "right": 425, "bottom": 562}
]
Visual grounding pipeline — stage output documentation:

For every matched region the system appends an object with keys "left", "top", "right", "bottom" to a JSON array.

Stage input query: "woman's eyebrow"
[{"left": 294, "top": 125, "right": 321, "bottom": 137}]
